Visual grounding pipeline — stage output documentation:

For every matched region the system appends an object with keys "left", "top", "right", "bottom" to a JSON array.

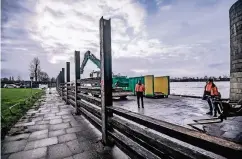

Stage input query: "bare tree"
[
  {"left": 29, "top": 57, "right": 41, "bottom": 81},
  {"left": 17, "top": 75, "right": 21, "bottom": 82},
  {"left": 38, "top": 71, "right": 49, "bottom": 82},
  {"left": 50, "top": 77, "right": 56, "bottom": 83}
]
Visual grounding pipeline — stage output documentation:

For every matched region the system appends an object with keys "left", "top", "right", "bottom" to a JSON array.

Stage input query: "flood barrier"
[{"left": 55, "top": 17, "right": 242, "bottom": 159}]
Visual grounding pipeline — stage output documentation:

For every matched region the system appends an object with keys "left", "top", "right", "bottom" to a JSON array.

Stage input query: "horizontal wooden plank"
[
  {"left": 80, "top": 77, "right": 100, "bottom": 84},
  {"left": 111, "top": 117, "right": 224, "bottom": 159},
  {"left": 68, "top": 94, "right": 75, "bottom": 101},
  {"left": 77, "top": 93, "right": 101, "bottom": 107},
  {"left": 77, "top": 105, "right": 102, "bottom": 132},
  {"left": 68, "top": 98, "right": 75, "bottom": 107},
  {"left": 77, "top": 100, "right": 101, "bottom": 119},
  {"left": 78, "top": 87, "right": 133, "bottom": 97},
  {"left": 109, "top": 107, "right": 242, "bottom": 158},
  {"left": 109, "top": 129, "right": 160, "bottom": 159}
]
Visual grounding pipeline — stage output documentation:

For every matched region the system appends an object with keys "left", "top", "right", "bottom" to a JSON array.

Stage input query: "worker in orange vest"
[
  {"left": 135, "top": 80, "right": 145, "bottom": 108},
  {"left": 211, "top": 83, "right": 221, "bottom": 117},
  {"left": 203, "top": 78, "right": 214, "bottom": 115}
]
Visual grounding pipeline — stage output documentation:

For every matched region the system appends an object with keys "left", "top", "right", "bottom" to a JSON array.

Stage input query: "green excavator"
[{"left": 80, "top": 51, "right": 129, "bottom": 88}]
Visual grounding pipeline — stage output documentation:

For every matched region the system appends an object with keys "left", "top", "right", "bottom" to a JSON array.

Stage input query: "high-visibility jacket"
[
  {"left": 211, "top": 86, "right": 219, "bottom": 96},
  {"left": 135, "top": 84, "right": 145, "bottom": 92},
  {"left": 205, "top": 82, "right": 212, "bottom": 92}
]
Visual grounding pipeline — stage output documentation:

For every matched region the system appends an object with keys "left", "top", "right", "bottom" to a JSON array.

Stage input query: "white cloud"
[
  {"left": 28, "top": 0, "right": 164, "bottom": 64},
  {"left": 1, "top": 0, "right": 237, "bottom": 79}
]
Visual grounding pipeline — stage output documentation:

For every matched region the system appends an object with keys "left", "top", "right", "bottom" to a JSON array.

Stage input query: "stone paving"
[
  {"left": 114, "top": 96, "right": 242, "bottom": 144},
  {"left": 1, "top": 89, "right": 129, "bottom": 159}
]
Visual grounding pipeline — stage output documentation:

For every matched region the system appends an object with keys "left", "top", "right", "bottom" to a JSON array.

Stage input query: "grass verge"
[{"left": 1, "top": 88, "right": 44, "bottom": 139}]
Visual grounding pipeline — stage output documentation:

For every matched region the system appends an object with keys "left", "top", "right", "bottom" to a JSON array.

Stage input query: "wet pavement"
[
  {"left": 1, "top": 89, "right": 129, "bottom": 159},
  {"left": 113, "top": 96, "right": 242, "bottom": 144}
]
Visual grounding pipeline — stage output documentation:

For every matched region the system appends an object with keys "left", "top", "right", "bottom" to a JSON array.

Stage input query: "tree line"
[
  {"left": 170, "top": 75, "right": 230, "bottom": 82},
  {"left": 1, "top": 57, "right": 56, "bottom": 83}
]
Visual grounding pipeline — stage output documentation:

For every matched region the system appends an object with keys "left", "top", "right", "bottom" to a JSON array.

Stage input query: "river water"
[{"left": 170, "top": 81, "right": 230, "bottom": 99}]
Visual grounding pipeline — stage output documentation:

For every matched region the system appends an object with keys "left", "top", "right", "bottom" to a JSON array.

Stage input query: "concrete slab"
[
  {"left": 25, "top": 137, "right": 58, "bottom": 150},
  {"left": 49, "top": 122, "right": 71, "bottom": 131},
  {"left": 44, "top": 113, "right": 56, "bottom": 118},
  {"left": 73, "top": 151, "right": 99, "bottom": 159},
  {"left": 50, "top": 118, "right": 63, "bottom": 125},
  {"left": 15, "top": 122, "right": 35, "bottom": 127},
  {"left": 4, "top": 133, "right": 30, "bottom": 142},
  {"left": 114, "top": 95, "right": 242, "bottom": 143},
  {"left": 27, "top": 124, "right": 49, "bottom": 131},
  {"left": 66, "top": 127, "right": 85, "bottom": 134},
  {"left": 28, "top": 129, "right": 48, "bottom": 141},
  {"left": 66, "top": 139, "right": 85, "bottom": 154},
  {"left": 63, "top": 157, "right": 74, "bottom": 159},
  {"left": 47, "top": 143, "right": 72, "bottom": 159},
  {"left": 56, "top": 111, "right": 71, "bottom": 116},
  {"left": 31, "top": 117, "right": 44, "bottom": 122},
  {"left": 222, "top": 131, "right": 240, "bottom": 139},
  {"left": 58, "top": 133, "right": 77, "bottom": 143},
  {"left": 2, "top": 140, "right": 27, "bottom": 154},
  {"left": 8, "top": 147, "right": 47, "bottom": 159},
  {"left": 49, "top": 129, "right": 66, "bottom": 137},
  {"left": 62, "top": 115, "right": 75, "bottom": 119},
  {"left": 36, "top": 120, "right": 50, "bottom": 125},
  {"left": 44, "top": 116, "right": 62, "bottom": 121}
]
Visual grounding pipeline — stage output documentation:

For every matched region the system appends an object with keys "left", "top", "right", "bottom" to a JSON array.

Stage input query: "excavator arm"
[
  {"left": 80, "top": 51, "right": 129, "bottom": 87},
  {"left": 80, "top": 51, "right": 101, "bottom": 75}
]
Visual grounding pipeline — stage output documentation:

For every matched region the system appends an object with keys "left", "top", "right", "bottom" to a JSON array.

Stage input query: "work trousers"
[
  {"left": 211, "top": 97, "right": 222, "bottom": 115},
  {"left": 206, "top": 96, "right": 213, "bottom": 112},
  {"left": 136, "top": 92, "right": 144, "bottom": 107}
]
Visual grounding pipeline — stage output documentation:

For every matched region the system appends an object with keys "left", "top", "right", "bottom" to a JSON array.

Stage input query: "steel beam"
[
  {"left": 74, "top": 50, "right": 81, "bottom": 115},
  {"left": 100, "top": 16, "right": 113, "bottom": 145}
]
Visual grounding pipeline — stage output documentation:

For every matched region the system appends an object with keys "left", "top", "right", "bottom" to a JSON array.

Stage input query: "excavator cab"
[{"left": 90, "top": 70, "right": 101, "bottom": 78}]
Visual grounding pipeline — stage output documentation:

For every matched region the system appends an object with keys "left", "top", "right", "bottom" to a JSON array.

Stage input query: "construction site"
[{"left": 2, "top": 1, "right": 242, "bottom": 159}]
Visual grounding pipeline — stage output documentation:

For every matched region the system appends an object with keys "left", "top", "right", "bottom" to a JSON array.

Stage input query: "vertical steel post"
[
  {"left": 74, "top": 51, "right": 81, "bottom": 115},
  {"left": 62, "top": 68, "right": 65, "bottom": 100},
  {"left": 60, "top": 71, "right": 62, "bottom": 97},
  {"left": 56, "top": 74, "right": 58, "bottom": 93},
  {"left": 100, "top": 16, "right": 113, "bottom": 145},
  {"left": 66, "top": 62, "right": 70, "bottom": 104},
  {"left": 57, "top": 73, "right": 60, "bottom": 94}
]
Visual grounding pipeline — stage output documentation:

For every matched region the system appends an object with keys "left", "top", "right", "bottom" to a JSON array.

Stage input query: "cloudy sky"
[{"left": 1, "top": 0, "right": 237, "bottom": 80}]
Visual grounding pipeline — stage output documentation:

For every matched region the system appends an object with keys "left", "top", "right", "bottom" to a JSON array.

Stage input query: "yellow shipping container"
[{"left": 154, "top": 76, "right": 170, "bottom": 96}]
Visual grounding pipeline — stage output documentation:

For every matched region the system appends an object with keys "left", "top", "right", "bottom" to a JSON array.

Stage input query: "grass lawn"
[
  {"left": 1, "top": 88, "right": 42, "bottom": 111},
  {"left": 1, "top": 88, "right": 44, "bottom": 139}
]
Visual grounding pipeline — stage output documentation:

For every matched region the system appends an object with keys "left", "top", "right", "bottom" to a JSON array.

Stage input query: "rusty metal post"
[
  {"left": 75, "top": 51, "right": 81, "bottom": 115},
  {"left": 66, "top": 62, "right": 70, "bottom": 104},
  {"left": 100, "top": 17, "right": 113, "bottom": 145}
]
